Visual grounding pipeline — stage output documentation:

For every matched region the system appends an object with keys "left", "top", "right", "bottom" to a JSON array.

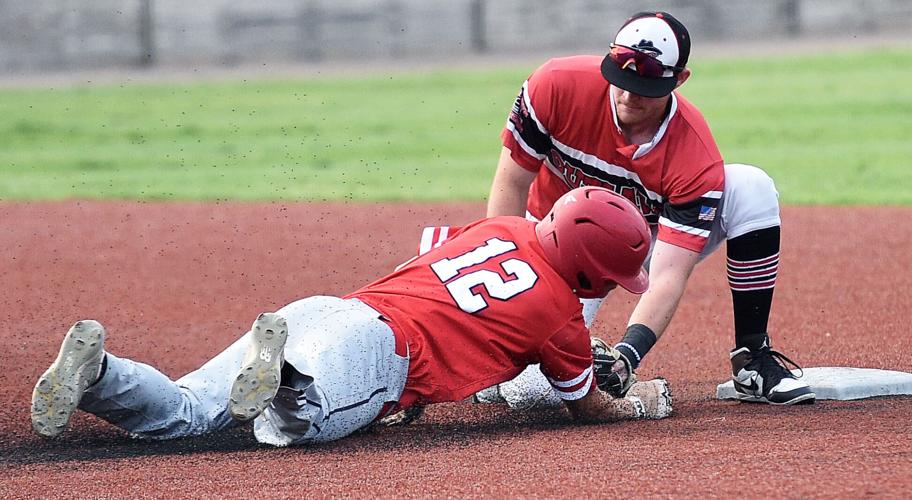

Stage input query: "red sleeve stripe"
[
  {"left": 548, "top": 365, "right": 592, "bottom": 388},
  {"left": 658, "top": 217, "right": 710, "bottom": 238},
  {"left": 418, "top": 226, "right": 450, "bottom": 255},
  {"left": 547, "top": 365, "right": 594, "bottom": 400}
]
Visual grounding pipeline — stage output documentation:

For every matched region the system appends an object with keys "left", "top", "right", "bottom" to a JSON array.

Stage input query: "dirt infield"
[{"left": 2, "top": 201, "right": 910, "bottom": 497}]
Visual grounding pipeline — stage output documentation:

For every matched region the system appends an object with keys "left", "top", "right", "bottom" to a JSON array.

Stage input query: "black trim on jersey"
[
  {"left": 661, "top": 194, "right": 720, "bottom": 232},
  {"left": 509, "top": 86, "right": 552, "bottom": 155},
  {"left": 328, "top": 387, "right": 388, "bottom": 415}
]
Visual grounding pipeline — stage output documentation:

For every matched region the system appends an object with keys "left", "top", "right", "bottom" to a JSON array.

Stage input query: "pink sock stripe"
[
  {"left": 726, "top": 252, "right": 780, "bottom": 268},
  {"left": 729, "top": 278, "right": 777, "bottom": 290},
  {"left": 728, "top": 264, "right": 778, "bottom": 278}
]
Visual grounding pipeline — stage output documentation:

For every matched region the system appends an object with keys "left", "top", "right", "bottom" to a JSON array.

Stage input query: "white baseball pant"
[{"left": 78, "top": 296, "right": 409, "bottom": 446}]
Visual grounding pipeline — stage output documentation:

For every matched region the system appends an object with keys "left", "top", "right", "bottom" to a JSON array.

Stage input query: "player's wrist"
[{"left": 614, "top": 324, "right": 657, "bottom": 370}]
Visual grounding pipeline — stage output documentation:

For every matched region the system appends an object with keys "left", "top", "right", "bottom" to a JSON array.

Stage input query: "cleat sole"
[
  {"left": 31, "top": 320, "right": 106, "bottom": 438},
  {"left": 228, "top": 313, "right": 288, "bottom": 421}
]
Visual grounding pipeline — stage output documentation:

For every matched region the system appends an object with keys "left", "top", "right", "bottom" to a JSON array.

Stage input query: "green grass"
[
  {"left": 687, "top": 50, "right": 912, "bottom": 205},
  {"left": 1, "top": 49, "right": 910, "bottom": 204},
  {"left": 0, "top": 73, "right": 521, "bottom": 201}
]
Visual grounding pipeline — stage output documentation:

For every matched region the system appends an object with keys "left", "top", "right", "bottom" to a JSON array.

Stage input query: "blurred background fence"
[{"left": 2, "top": 0, "right": 911, "bottom": 73}]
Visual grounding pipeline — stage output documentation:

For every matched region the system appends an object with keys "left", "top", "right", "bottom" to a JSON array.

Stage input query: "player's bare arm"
[
  {"left": 486, "top": 146, "right": 536, "bottom": 217},
  {"left": 628, "top": 239, "right": 701, "bottom": 338},
  {"left": 564, "top": 379, "right": 673, "bottom": 422}
]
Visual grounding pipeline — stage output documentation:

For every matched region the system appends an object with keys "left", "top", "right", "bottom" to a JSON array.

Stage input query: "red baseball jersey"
[
  {"left": 502, "top": 55, "right": 725, "bottom": 253},
  {"left": 347, "top": 217, "right": 595, "bottom": 409}
]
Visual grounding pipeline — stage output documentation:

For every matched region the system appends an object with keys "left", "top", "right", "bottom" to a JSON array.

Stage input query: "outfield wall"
[{"left": 2, "top": 0, "right": 911, "bottom": 73}]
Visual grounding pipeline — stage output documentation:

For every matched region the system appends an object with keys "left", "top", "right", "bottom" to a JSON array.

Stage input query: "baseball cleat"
[
  {"left": 229, "top": 312, "right": 288, "bottom": 421},
  {"left": 730, "top": 339, "right": 815, "bottom": 405},
  {"left": 31, "top": 320, "right": 106, "bottom": 438}
]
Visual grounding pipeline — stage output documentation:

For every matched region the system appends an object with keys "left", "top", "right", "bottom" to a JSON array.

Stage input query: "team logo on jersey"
[{"left": 546, "top": 149, "right": 662, "bottom": 223}]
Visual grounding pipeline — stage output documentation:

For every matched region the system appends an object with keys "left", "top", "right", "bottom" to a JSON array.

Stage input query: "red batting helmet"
[{"left": 535, "top": 187, "right": 651, "bottom": 298}]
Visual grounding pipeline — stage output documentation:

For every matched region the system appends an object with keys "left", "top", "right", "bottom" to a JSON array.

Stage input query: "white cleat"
[
  {"left": 228, "top": 312, "right": 288, "bottom": 422},
  {"left": 31, "top": 320, "right": 106, "bottom": 438}
]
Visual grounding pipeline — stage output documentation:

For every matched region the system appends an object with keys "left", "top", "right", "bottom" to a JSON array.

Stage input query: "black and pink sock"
[{"left": 727, "top": 226, "right": 780, "bottom": 351}]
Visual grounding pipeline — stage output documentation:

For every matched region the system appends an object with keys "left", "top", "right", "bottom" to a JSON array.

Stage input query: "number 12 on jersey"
[{"left": 429, "top": 238, "right": 539, "bottom": 313}]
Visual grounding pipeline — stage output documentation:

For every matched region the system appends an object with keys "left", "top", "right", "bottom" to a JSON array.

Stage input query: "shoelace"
[{"left": 753, "top": 347, "right": 805, "bottom": 380}]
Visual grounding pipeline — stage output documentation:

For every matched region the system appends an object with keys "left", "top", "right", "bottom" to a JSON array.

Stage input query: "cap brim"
[
  {"left": 600, "top": 54, "right": 677, "bottom": 98},
  {"left": 617, "top": 266, "right": 650, "bottom": 294}
]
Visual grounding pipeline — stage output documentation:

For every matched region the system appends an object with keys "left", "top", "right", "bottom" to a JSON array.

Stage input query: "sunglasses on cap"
[{"left": 608, "top": 44, "right": 684, "bottom": 78}]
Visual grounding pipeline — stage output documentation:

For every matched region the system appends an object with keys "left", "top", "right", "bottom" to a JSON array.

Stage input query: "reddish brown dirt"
[{"left": 1, "top": 201, "right": 910, "bottom": 498}]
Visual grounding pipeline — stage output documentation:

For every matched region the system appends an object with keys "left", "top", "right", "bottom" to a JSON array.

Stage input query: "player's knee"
[
  {"left": 724, "top": 163, "right": 779, "bottom": 206},
  {"left": 725, "top": 163, "right": 777, "bottom": 196},
  {"left": 722, "top": 163, "right": 780, "bottom": 234}
]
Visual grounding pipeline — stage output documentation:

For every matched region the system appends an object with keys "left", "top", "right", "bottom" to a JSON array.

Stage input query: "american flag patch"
[{"left": 698, "top": 205, "right": 717, "bottom": 221}]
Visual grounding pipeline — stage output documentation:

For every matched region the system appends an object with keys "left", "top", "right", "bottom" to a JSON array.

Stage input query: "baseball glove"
[{"left": 591, "top": 337, "right": 636, "bottom": 397}]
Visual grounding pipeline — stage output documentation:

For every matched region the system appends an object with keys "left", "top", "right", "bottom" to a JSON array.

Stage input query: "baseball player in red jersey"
[
  {"left": 32, "top": 187, "right": 672, "bottom": 446},
  {"left": 484, "top": 11, "right": 814, "bottom": 406}
]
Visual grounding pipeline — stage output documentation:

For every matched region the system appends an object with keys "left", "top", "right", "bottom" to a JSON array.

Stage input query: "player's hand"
[
  {"left": 377, "top": 405, "right": 425, "bottom": 427},
  {"left": 591, "top": 337, "right": 635, "bottom": 397},
  {"left": 625, "top": 378, "right": 673, "bottom": 420}
]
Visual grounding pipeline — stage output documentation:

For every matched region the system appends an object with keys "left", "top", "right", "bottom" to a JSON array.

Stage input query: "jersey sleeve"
[
  {"left": 538, "top": 313, "right": 596, "bottom": 401},
  {"left": 417, "top": 225, "right": 463, "bottom": 255},
  {"left": 657, "top": 158, "right": 725, "bottom": 253},
  {"left": 393, "top": 224, "right": 471, "bottom": 272},
  {"left": 500, "top": 62, "right": 558, "bottom": 172}
]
